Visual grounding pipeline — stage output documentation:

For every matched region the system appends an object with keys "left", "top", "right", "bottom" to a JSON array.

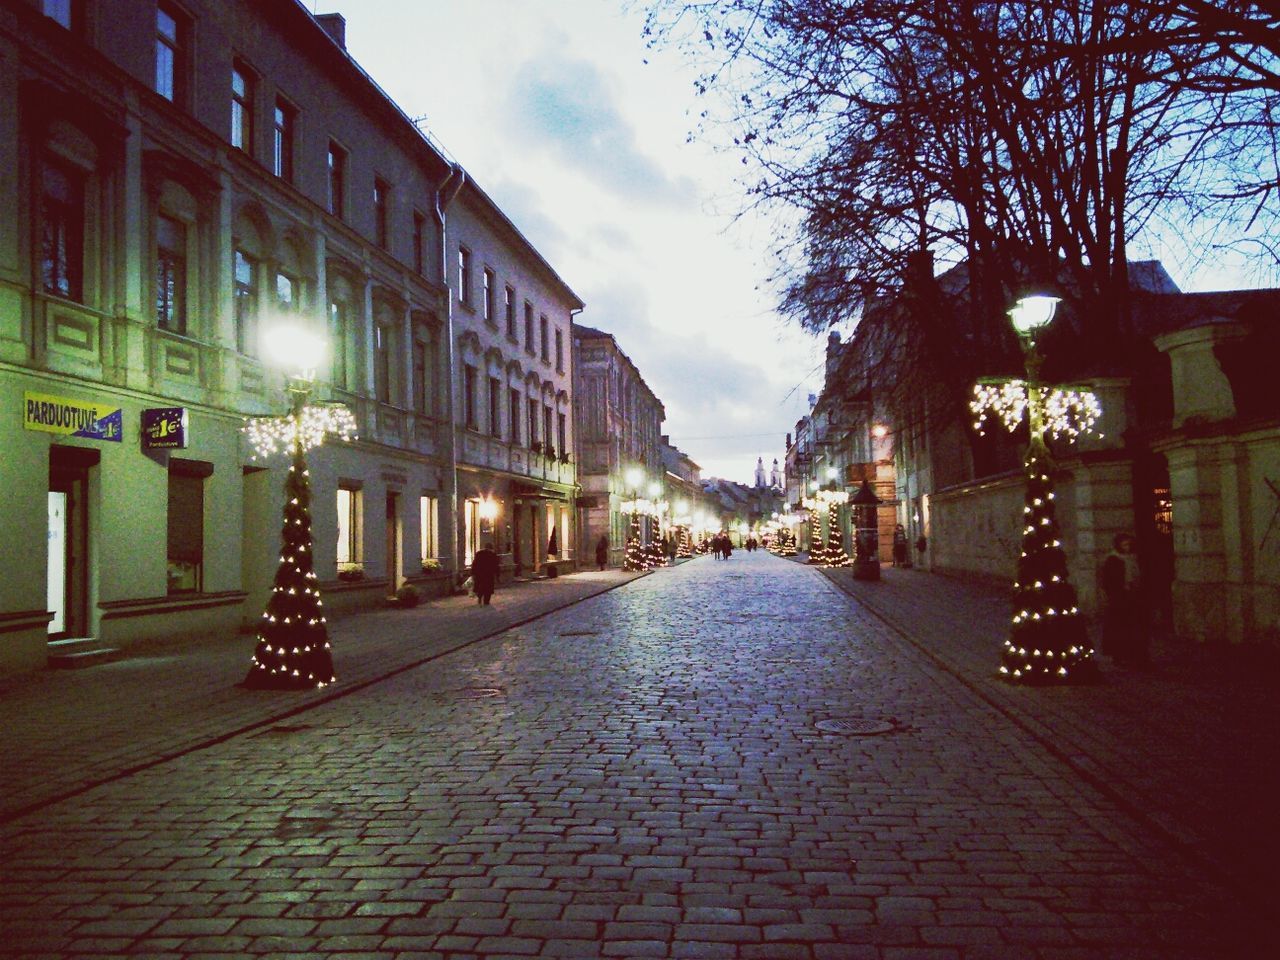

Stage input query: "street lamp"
[
  {"left": 243, "top": 321, "right": 356, "bottom": 690},
  {"left": 971, "top": 294, "right": 1102, "bottom": 684},
  {"left": 621, "top": 468, "right": 647, "bottom": 571}
]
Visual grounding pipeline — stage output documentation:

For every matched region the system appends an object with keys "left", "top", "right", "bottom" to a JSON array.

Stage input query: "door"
[
  {"left": 48, "top": 449, "right": 92, "bottom": 639},
  {"left": 385, "top": 491, "right": 401, "bottom": 589}
]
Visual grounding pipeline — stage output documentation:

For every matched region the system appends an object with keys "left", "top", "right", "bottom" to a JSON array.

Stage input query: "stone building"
[
  {"left": 0, "top": 1, "right": 579, "bottom": 674},
  {"left": 572, "top": 324, "right": 664, "bottom": 566}
]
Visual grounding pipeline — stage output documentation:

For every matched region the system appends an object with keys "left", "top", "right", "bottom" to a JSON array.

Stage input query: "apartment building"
[{"left": 0, "top": 0, "right": 580, "bottom": 674}]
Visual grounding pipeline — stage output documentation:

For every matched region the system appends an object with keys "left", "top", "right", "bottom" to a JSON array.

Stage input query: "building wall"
[{"left": 0, "top": 1, "right": 575, "bottom": 674}]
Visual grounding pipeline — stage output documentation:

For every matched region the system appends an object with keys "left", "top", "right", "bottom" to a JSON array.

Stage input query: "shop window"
[
  {"left": 40, "top": 160, "right": 84, "bottom": 301},
  {"left": 156, "top": 214, "right": 186, "bottom": 334},
  {"left": 420, "top": 495, "right": 439, "bottom": 565},
  {"left": 168, "top": 460, "right": 210, "bottom": 594},
  {"left": 336, "top": 484, "right": 362, "bottom": 578}
]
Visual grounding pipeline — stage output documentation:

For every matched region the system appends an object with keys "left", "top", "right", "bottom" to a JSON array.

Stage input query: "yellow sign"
[{"left": 23, "top": 391, "right": 123, "bottom": 442}]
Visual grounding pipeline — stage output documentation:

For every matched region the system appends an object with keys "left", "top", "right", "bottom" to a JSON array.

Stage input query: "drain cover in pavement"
[
  {"left": 815, "top": 717, "right": 897, "bottom": 736},
  {"left": 455, "top": 686, "right": 504, "bottom": 699}
]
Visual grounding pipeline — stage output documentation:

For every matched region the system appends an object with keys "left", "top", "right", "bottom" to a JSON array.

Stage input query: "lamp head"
[
  {"left": 262, "top": 321, "right": 326, "bottom": 379},
  {"left": 1009, "top": 295, "right": 1060, "bottom": 337},
  {"left": 871, "top": 423, "right": 888, "bottom": 439},
  {"left": 624, "top": 467, "right": 643, "bottom": 489},
  {"left": 647, "top": 481, "right": 661, "bottom": 497}
]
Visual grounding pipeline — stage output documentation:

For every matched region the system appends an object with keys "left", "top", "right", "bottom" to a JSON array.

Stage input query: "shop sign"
[
  {"left": 23, "top": 391, "right": 122, "bottom": 442},
  {"left": 141, "top": 407, "right": 188, "bottom": 449}
]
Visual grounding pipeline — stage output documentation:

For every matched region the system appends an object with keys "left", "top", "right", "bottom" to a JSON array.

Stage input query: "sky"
[{"left": 311, "top": 0, "right": 825, "bottom": 486}]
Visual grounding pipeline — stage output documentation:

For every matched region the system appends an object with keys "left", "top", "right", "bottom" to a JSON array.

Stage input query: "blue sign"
[{"left": 141, "top": 407, "right": 188, "bottom": 449}]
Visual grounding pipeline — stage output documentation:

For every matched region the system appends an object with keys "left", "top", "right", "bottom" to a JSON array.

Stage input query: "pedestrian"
[
  {"left": 1101, "top": 532, "right": 1148, "bottom": 667},
  {"left": 470, "top": 542, "right": 499, "bottom": 606},
  {"left": 595, "top": 534, "right": 609, "bottom": 571},
  {"left": 893, "top": 524, "right": 909, "bottom": 567}
]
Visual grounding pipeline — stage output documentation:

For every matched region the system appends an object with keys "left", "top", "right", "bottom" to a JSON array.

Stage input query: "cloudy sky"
[{"left": 313, "top": 0, "right": 824, "bottom": 485}]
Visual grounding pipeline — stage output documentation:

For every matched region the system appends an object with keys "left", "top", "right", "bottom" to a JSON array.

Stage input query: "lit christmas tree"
[
  {"left": 821, "top": 500, "right": 849, "bottom": 567},
  {"left": 243, "top": 393, "right": 355, "bottom": 690},
  {"left": 1000, "top": 449, "right": 1095, "bottom": 682},
  {"left": 624, "top": 512, "right": 646, "bottom": 571},
  {"left": 677, "top": 526, "right": 693, "bottom": 558}
]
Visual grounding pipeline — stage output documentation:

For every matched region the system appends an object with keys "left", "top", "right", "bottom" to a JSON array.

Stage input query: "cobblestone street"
[{"left": 0, "top": 553, "right": 1264, "bottom": 959}]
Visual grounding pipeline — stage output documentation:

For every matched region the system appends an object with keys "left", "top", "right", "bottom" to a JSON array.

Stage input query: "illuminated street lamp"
[
  {"left": 621, "top": 468, "right": 648, "bottom": 571},
  {"left": 971, "top": 294, "right": 1102, "bottom": 684},
  {"left": 243, "top": 321, "right": 356, "bottom": 690}
]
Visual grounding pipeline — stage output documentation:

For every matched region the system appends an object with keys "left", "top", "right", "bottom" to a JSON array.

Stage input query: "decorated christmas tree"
[
  {"left": 677, "top": 526, "right": 693, "bottom": 558},
  {"left": 624, "top": 513, "right": 647, "bottom": 571},
  {"left": 820, "top": 502, "right": 849, "bottom": 566},
  {"left": 1000, "top": 449, "right": 1096, "bottom": 682},
  {"left": 645, "top": 532, "right": 667, "bottom": 569},
  {"left": 244, "top": 436, "right": 335, "bottom": 689}
]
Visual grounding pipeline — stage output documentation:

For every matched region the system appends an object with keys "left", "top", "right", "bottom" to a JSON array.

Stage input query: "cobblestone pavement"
[
  {"left": 821, "top": 564, "right": 1280, "bottom": 917},
  {"left": 0, "top": 553, "right": 1265, "bottom": 958},
  {"left": 0, "top": 569, "right": 642, "bottom": 823}
]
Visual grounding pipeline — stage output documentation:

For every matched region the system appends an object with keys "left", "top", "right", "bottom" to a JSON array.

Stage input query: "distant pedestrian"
[
  {"left": 1101, "top": 533, "right": 1148, "bottom": 667},
  {"left": 595, "top": 534, "right": 609, "bottom": 571},
  {"left": 893, "top": 524, "right": 909, "bottom": 567},
  {"left": 470, "top": 542, "right": 499, "bottom": 606}
]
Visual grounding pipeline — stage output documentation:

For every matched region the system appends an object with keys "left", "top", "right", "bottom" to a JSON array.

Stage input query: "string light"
[
  {"left": 970, "top": 381, "right": 1103, "bottom": 442},
  {"left": 244, "top": 403, "right": 357, "bottom": 457}
]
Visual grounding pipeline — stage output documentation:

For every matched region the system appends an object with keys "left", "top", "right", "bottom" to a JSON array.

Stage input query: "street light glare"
[
  {"left": 1008, "top": 295, "right": 1061, "bottom": 336},
  {"left": 263, "top": 322, "right": 327, "bottom": 376}
]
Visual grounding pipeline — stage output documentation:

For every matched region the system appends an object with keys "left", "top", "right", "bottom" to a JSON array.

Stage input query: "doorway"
[
  {"left": 385, "top": 491, "right": 401, "bottom": 589},
  {"left": 48, "top": 446, "right": 94, "bottom": 639}
]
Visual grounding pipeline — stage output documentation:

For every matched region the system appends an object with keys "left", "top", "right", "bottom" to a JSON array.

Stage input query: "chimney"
[{"left": 317, "top": 12, "right": 346, "bottom": 49}]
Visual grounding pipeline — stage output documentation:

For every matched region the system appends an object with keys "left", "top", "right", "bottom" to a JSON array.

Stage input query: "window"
[
  {"left": 273, "top": 99, "right": 295, "bottom": 181},
  {"left": 504, "top": 286, "right": 516, "bottom": 338},
  {"left": 539, "top": 315, "right": 549, "bottom": 362},
  {"left": 336, "top": 485, "right": 361, "bottom": 574},
  {"left": 40, "top": 160, "right": 83, "bottom": 301},
  {"left": 457, "top": 246, "right": 471, "bottom": 305},
  {"left": 509, "top": 388, "right": 521, "bottom": 444},
  {"left": 543, "top": 406, "right": 554, "bottom": 456},
  {"left": 327, "top": 141, "right": 346, "bottom": 218},
  {"left": 557, "top": 412, "right": 567, "bottom": 458},
  {"left": 463, "top": 364, "right": 477, "bottom": 428},
  {"left": 42, "top": 0, "right": 75, "bottom": 29},
  {"left": 524, "top": 302, "right": 534, "bottom": 354},
  {"left": 374, "top": 177, "right": 389, "bottom": 249},
  {"left": 413, "top": 336, "right": 432, "bottom": 414},
  {"left": 420, "top": 495, "right": 439, "bottom": 564},
  {"left": 527, "top": 397, "right": 538, "bottom": 448},
  {"left": 413, "top": 212, "right": 426, "bottom": 274},
  {"left": 275, "top": 272, "right": 297, "bottom": 312},
  {"left": 374, "top": 324, "right": 391, "bottom": 403},
  {"left": 231, "top": 62, "right": 253, "bottom": 153},
  {"left": 156, "top": 214, "right": 186, "bottom": 334},
  {"left": 482, "top": 268, "right": 495, "bottom": 323},
  {"left": 233, "top": 249, "right": 258, "bottom": 355},
  {"left": 155, "top": 3, "right": 183, "bottom": 102},
  {"left": 167, "top": 463, "right": 206, "bottom": 594},
  {"left": 329, "top": 298, "right": 348, "bottom": 389},
  {"left": 555, "top": 328, "right": 564, "bottom": 372},
  {"left": 488, "top": 377, "right": 501, "bottom": 437}
]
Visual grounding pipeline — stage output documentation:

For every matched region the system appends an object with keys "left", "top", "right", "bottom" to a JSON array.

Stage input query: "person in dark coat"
[
  {"left": 1101, "top": 532, "right": 1147, "bottom": 666},
  {"left": 470, "top": 542, "right": 499, "bottom": 605},
  {"left": 595, "top": 534, "right": 609, "bottom": 571}
]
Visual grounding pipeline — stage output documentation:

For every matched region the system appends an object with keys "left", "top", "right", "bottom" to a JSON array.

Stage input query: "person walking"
[
  {"left": 595, "top": 534, "right": 609, "bottom": 571},
  {"left": 1101, "top": 532, "right": 1147, "bottom": 667},
  {"left": 893, "top": 524, "right": 909, "bottom": 567},
  {"left": 470, "top": 542, "right": 499, "bottom": 606}
]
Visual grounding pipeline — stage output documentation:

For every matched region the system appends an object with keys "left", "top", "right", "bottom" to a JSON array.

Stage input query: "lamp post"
[
  {"left": 622, "top": 467, "right": 646, "bottom": 571},
  {"left": 243, "top": 321, "right": 355, "bottom": 690},
  {"left": 971, "top": 295, "right": 1102, "bottom": 684}
]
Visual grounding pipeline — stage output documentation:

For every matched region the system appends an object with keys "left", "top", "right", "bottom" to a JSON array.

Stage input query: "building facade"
[
  {"left": 0, "top": 0, "right": 580, "bottom": 675},
  {"left": 572, "top": 324, "right": 664, "bottom": 566}
]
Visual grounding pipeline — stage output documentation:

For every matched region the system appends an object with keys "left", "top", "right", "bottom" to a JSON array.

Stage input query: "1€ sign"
[{"left": 141, "top": 407, "right": 188, "bottom": 449}]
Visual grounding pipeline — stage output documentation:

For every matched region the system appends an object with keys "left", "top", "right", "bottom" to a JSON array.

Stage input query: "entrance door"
[
  {"left": 48, "top": 449, "right": 92, "bottom": 638},
  {"left": 385, "top": 491, "right": 400, "bottom": 589}
]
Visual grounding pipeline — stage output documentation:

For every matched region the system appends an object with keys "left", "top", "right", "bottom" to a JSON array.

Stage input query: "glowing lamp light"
[
  {"left": 871, "top": 424, "right": 888, "bottom": 439},
  {"left": 624, "top": 467, "right": 643, "bottom": 490},
  {"left": 262, "top": 322, "right": 327, "bottom": 378},
  {"left": 478, "top": 496, "right": 500, "bottom": 522},
  {"left": 1008, "top": 295, "right": 1060, "bottom": 337},
  {"left": 648, "top": 481, "right": 662, "bottom": 497}
]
